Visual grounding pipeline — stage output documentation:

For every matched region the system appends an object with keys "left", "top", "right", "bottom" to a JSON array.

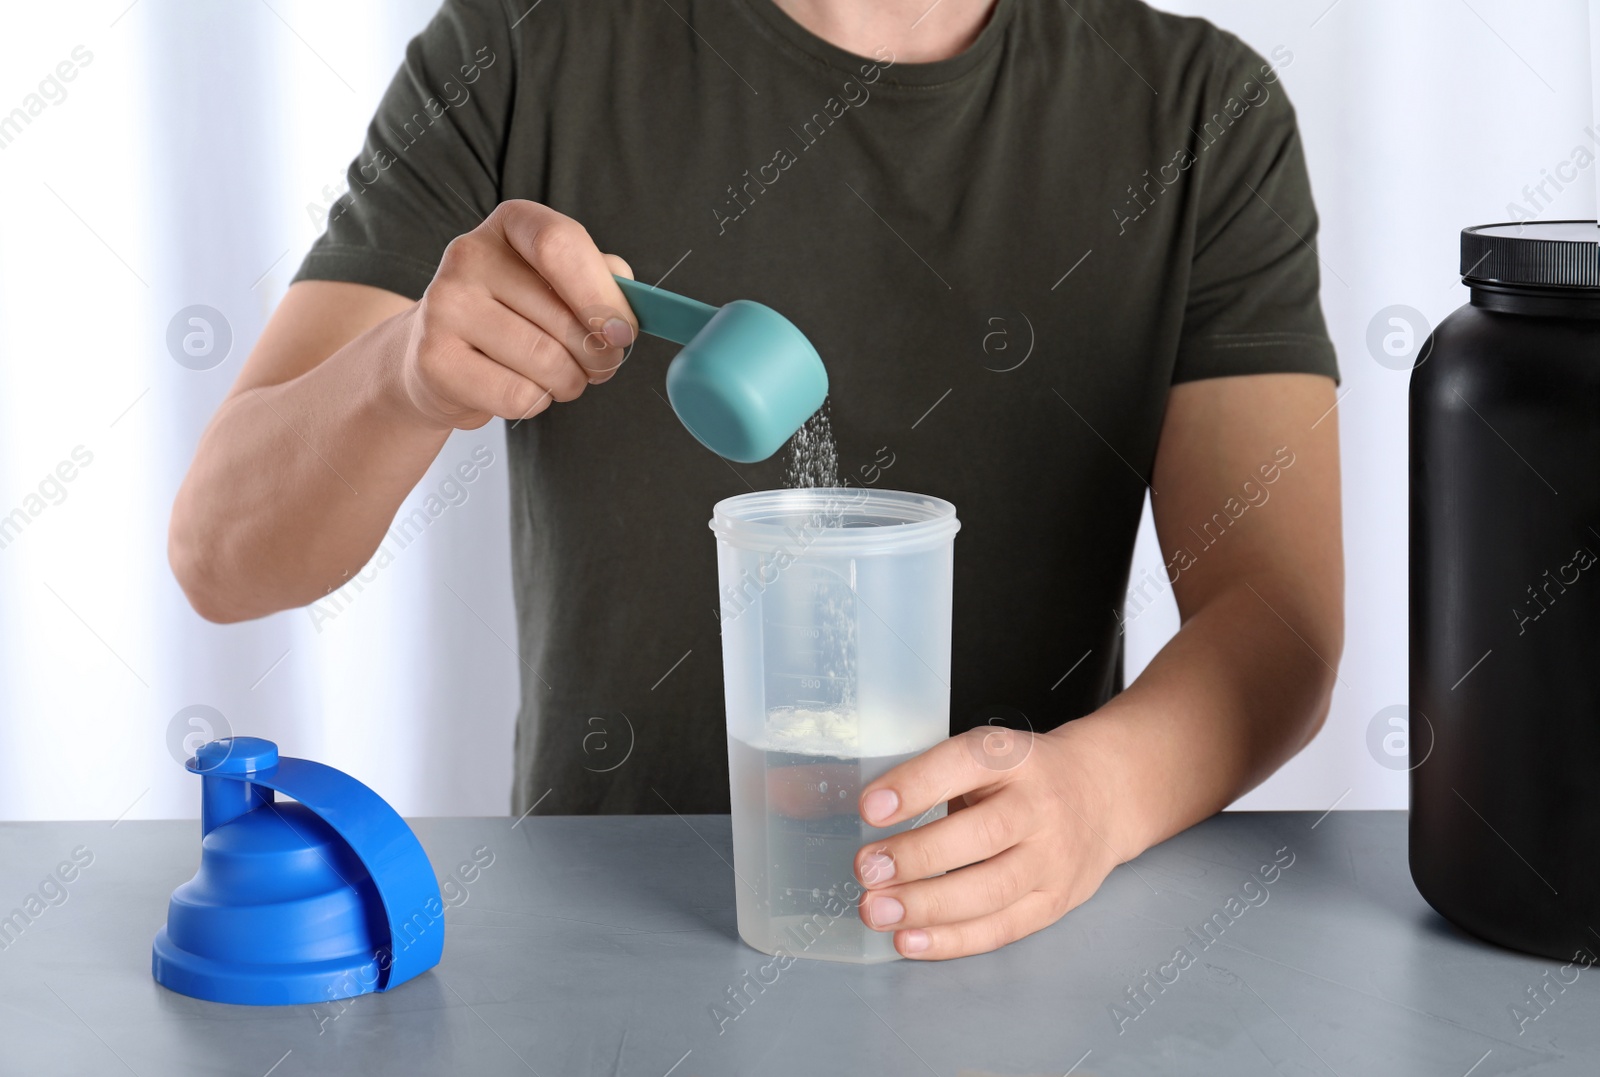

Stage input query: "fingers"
[
  {"left": 490, "top": 201, "right": 637, "bottom": 379},
  {"left": 419, "top": 342, "right": 557, "bottom": 424},
  {"left": 856, "top": 785, "right": 1038, "bottom": 885},
  {"left": 891, "top": 890, "right": 1062, "bottom": 961},
  {"left": 859, "top": 728, "right": 1033, "bottom": 830},
  {"left": 465, "top": 221, "right": 630, "bottom": 385},
  {"left": 466, "top": 239, "right": 610, "bottom": 383},
  {"left": 604, "top": 253, "right": 634, "bottom": 280},
  {"left": 403, "top": 200, "right": 640, "bottom": 430},
  {"left": 860, "top": 846, "right": 1035, "bottom": 931},
  {"left": 446, "top": 289, "right": 590, "bottom": 403}
]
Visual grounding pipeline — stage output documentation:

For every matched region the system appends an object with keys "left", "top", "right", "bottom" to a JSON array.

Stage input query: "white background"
[{"left": 0, "top": 0, "right": 1594, "bottom": 820}]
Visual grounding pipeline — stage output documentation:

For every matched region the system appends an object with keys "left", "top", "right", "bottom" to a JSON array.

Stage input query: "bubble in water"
[{"left": 817, "top": 780, "right": 828, "bottom": 793}]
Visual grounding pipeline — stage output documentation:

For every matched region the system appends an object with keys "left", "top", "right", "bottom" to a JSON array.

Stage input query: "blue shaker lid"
[{"left": 151, "top": 738, "right": 444, "bottom": 1005}]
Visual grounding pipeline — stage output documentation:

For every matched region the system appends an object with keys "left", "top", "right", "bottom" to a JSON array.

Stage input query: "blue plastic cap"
[
  {"left": 190, "top": 736, "right": 277, "bottom": 774},
  {"left": 153, "top": 738, "right": 445, "bottom": 1005}
]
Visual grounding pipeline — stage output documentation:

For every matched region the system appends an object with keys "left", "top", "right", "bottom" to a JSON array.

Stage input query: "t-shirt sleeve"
[
  {"left": 1172, "top": 39, "right": 1340, "bottom": 386},
  {"left": 290, "top": 0, "right": 516, "bottom": 301}
]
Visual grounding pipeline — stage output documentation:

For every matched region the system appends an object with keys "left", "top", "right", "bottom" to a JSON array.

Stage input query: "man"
[{"left": 170, "top": 0, "right": 1343, "bottom": 960}]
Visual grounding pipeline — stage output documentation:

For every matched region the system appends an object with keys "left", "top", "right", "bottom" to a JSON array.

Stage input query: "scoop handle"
[{"left": 614, "top": 274, "right": 718, "bottom": 346}]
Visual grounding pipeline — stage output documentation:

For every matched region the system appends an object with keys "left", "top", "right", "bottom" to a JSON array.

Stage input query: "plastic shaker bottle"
[{"left": 711, "top": 487, "right": 960, "bottom": 963}]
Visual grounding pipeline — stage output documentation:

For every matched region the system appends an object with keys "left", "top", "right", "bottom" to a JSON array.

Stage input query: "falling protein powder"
[
  {"left": 777, "top": 398, "right": 852, "bottom": 707},
  {"left": 782, "top": 402, "right": 839, "bottom": 489}
]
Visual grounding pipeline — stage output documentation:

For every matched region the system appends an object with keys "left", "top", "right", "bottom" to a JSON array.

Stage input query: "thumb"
[{"left": 604, "top": 253, "right": 634, "bottom": 281}]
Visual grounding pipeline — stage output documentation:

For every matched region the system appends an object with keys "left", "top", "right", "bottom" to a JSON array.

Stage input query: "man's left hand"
[{"left": 853, "top": 722, "right": 1127, "bottom": 960}]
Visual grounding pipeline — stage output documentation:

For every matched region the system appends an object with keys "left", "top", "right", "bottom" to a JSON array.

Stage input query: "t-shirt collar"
[{"left": 734, "top": 0, "right": 1017, "bottom": 88}]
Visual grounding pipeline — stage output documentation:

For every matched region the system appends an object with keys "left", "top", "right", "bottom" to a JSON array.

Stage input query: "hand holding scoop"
[{"left": 613, "top": 275, "right": 828, "bottom": 463}]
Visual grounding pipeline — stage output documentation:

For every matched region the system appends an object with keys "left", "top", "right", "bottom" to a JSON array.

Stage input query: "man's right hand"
[
  {"left": 398, "top": 200, "right": 639, "bottom": 431},
  {"left": 170, "top": 200, "right": 640, "bottom": 622}
]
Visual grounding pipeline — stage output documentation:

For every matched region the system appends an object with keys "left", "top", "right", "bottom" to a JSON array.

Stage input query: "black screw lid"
[{"left": 1462, "top": 221, "right": 1600, "bottom": 289}]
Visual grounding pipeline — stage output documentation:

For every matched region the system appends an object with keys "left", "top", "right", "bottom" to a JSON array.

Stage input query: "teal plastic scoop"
[{"left": 613, "top": 275, "right": 828, "bottom": 463}]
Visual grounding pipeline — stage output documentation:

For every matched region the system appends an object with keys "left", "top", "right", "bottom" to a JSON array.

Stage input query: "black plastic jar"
[{"left": 1410, "top": 221, "right": 1600, "bottom": 961}]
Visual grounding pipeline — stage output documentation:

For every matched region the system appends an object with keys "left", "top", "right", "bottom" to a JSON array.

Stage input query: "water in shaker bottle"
[{"left": 713, "top": 488, "right": 960, "bottom": 964}]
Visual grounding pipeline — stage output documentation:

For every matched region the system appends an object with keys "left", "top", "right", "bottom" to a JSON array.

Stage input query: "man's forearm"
[
  {"left": 1062, "top": 575, "right": 1342, "bottom": 861},
  {"left": 169, "top": 305, "right": 451, "bottom": 622}
]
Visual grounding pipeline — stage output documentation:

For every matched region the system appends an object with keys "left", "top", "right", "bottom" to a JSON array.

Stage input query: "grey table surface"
[{"left": 0, "top": 811, "right": 1594, "bottom": 1076}]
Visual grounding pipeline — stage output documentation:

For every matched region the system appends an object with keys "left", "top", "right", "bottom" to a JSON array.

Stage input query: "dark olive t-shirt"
[{"left": 293, "top": 0, "right": 1338, "bottom": 815}]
